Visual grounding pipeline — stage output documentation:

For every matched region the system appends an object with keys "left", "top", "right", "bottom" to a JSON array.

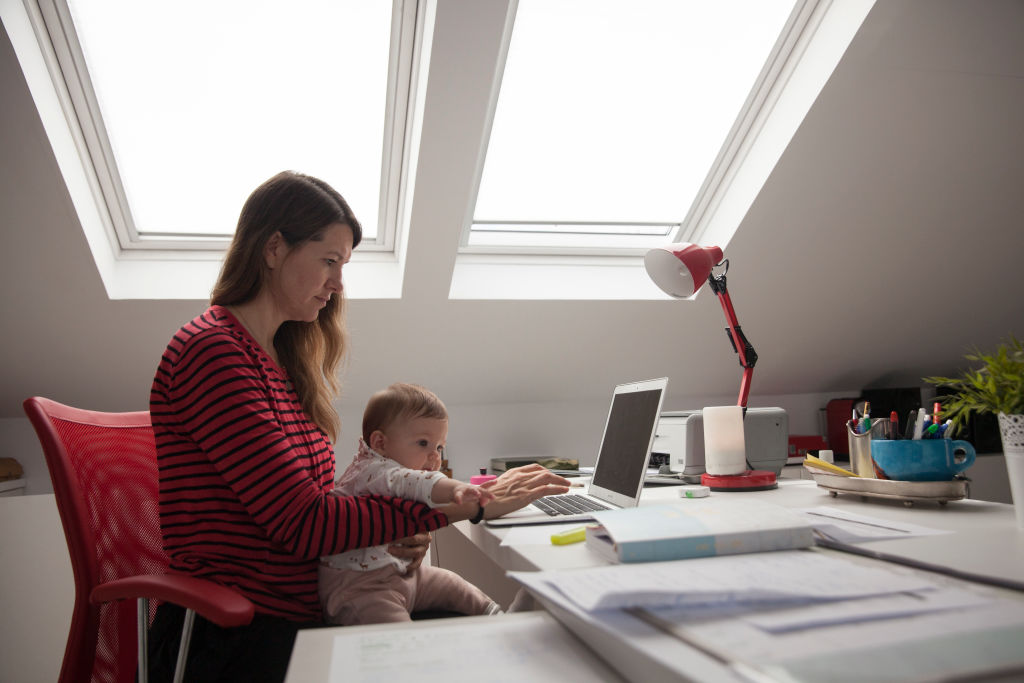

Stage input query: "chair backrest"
[{"left": 24, "top": 397, "right": 168, "bottom": 683}]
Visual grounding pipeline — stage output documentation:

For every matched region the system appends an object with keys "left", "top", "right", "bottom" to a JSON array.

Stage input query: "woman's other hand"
[{"left": 388, "top": 532, "right": 432, "bottom": 571}]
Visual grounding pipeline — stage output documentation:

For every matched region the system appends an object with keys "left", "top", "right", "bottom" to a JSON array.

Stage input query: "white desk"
[
  {"left": 443, "top": 480, "right": 1024, "bottom": 588},
  {"left": 286, "top": 481, "right": 1024, "bottom": 682},
  {"left": 285, "top": 611, "right": 626, "bottom": 682},
  {"left": 431, "top": 480, "right": 1024, "bottom": 682}
]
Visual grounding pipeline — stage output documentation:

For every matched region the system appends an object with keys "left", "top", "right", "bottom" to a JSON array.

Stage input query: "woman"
[{"left": 148, "top": 171, "right": 569, "bottom": 682}]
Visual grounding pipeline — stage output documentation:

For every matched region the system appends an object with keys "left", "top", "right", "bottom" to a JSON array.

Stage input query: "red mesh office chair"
[{"left": 24, "top": 397, "right": 255, "bottom": 683}]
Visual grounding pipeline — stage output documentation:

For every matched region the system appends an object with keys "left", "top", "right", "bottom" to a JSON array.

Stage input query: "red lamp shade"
[{"left": 644, "top": 243, "right": 725, "bottom": 297}]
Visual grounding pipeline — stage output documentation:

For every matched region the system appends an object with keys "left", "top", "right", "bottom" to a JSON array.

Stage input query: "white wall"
[
  {"left": 10, "top": 390, "right": 842, "bottom": 495},
  {"left": 15, "top": 388, "right": 1013, "bottom": 504},
  {"left": 2, "top": 2, "right": 1023, "bottom": 494}
]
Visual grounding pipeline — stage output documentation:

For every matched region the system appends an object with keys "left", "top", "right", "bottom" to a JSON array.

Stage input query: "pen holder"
[{"left": 847, "top": 421, "right": 888, "bottom": 478}]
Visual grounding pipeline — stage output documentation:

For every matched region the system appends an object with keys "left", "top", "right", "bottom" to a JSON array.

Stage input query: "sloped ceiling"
[{"left": 1, "top": 0, "right": 1022, "bottom": 418}]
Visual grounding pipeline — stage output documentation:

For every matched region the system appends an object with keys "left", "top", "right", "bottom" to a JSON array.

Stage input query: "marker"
[
  {"left": 550, "top": 526, "right": 587, "bottom": 545},
  {"left": 889, "top": 411, "right": 899, "bottom": 440},
  {"left": 933, "top": 402, "right": 942, "bottom": 426},
  {"left": 924, "top": 423, "right": 940, "bottom": 438}
]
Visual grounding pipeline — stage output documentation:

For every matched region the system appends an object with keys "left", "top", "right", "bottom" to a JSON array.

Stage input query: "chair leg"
[
  {"left": 138, "top": 598, "right": 149, "bottom": 683},
  {"left": 172, "top": 608, "right": 196, "bottom": 683}
]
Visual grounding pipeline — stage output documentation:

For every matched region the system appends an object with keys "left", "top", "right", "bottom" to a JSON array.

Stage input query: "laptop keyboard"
[{"left": 532, "top": 494, "right": 612, "bottom": 517}]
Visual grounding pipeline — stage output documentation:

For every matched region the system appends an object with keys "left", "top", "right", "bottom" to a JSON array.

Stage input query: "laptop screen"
[{"left": 591, "top": 385, "right": 666, "bottom": 497}]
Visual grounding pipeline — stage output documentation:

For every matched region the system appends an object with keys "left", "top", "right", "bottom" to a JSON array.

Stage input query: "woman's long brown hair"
[{"left": 211, "top": 171, "right": 362, "bottom": 442}]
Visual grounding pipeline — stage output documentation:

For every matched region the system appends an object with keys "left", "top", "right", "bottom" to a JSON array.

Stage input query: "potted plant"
[{"left": 925, "top": 335, "right": 1024, "bottom": 527}]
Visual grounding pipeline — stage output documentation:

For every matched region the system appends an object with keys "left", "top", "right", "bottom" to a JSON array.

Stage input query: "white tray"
[{"left": 804, "top": 466, "right": 968, "bottom": 506}]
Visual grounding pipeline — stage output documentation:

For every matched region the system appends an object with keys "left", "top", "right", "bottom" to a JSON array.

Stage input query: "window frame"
[
  {"left": 460, "top": 0, "right": 821, "bottom": 257},
  {"left": 29, "top": 0, "right": 421, "bottom": 255}
]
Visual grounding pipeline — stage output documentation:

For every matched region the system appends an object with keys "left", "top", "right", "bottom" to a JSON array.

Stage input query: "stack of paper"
[{"left": 512, "top": 550, "right": 935, "bottom": 612}]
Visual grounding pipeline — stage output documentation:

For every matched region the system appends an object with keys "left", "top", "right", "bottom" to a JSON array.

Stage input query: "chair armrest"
[{"left": 90, "top": 573, "right": 256, "bottom": 628}]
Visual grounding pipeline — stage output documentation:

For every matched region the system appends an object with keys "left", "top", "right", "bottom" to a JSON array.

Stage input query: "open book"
[{"left": 585, "top": 499, "right": 814, "bottom": 563}]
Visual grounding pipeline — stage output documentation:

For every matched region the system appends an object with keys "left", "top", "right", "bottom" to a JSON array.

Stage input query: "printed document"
[{"left": 511, "top": 549, "right": 935, "bottom": 612}]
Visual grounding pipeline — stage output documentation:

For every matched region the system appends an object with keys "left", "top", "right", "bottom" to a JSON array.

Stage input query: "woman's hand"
[
  {"left": 436, "top": 464, "right": 570, "bottom": 523},
  {"left": 388, "top": 532, "right": 432, "bottom": 571},
  {"left": 479, "top": 464, "right": 571, "bottom": 519}
]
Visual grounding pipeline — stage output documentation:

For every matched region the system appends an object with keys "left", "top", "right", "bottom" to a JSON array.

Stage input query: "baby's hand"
[{"left": 451, "top": 482, "right": 496, "bottom": 506}]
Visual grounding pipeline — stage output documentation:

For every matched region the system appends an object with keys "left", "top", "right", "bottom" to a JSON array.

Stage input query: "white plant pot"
[{"left": 997, "top": 413, "right": 1024, "bottom": 530}]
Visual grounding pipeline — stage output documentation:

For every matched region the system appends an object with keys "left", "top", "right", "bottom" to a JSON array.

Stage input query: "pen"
[
  {"left": 859, "top": 416, "right": 871, "bottom": 434},
  {"left": 904, "top": 410, "right": 917, "bottom": 439},
  {"left": 933, "top": 401, "right": 941, "bottom": 427},
  {"left": 889, "top": 411, "right": 899, "bottom": 440},
  {"left": 860, "top": 402, "right": 872, "bottom": 434}
]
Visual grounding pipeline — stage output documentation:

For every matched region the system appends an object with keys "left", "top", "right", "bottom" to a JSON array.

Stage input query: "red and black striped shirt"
[{"left": 150, "top": 306, "right": 447, "bottom": 620}]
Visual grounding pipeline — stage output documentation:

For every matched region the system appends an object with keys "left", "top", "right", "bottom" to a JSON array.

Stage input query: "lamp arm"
[{"left": 708, "top": 273, "right": 758, "bottom": 407}]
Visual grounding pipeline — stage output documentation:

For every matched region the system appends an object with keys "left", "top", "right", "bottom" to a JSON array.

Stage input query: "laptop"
[{"left": 486, "top": 377, "right": 668, "bottom": 527}]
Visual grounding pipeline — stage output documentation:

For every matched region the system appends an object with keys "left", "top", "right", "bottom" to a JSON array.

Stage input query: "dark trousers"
[{"left": 147, "top": 603, "right": 321, "bottom": 683}]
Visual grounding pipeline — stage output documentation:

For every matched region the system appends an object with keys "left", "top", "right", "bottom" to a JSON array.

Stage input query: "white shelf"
[{"left": 0, "top": 478, "right": 26, "bottom": 496}]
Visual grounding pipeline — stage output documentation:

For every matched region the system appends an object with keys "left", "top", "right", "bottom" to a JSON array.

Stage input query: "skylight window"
[
  {"left": 47, "top": 0, "right": 409, "bottom": 251},
  {"left": 467, "top": 0, "right": 796, "bottom": 254},
  {"left": 7, "top": 0, "right": 872, "bottom": 300}
]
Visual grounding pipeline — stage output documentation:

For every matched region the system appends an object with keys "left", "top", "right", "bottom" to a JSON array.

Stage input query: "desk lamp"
[{"left": 644, "top": 243, "right": 776, "bottom": 491}]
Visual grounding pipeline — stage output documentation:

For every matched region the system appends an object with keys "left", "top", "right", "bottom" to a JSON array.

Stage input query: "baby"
[{"left": 318, "top": 382, "right": 500, "bottom": 624}]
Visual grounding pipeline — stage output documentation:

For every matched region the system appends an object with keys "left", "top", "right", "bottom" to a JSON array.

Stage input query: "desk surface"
[
  {"left": 287, "top": 481, "right": 1024, "bottom": 683},
  {"left": 285, "top": 611, "right": 625, "bottom": 682},
  {"left": 472, "top": 479, "right": 1024, "bottom": 585},
  {"left": 452, "top": 479, "right": 1024, "bottom": 682}
]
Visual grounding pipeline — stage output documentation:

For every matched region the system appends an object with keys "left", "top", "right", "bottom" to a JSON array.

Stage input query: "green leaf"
[{"left": 924, "top": 334, "right": 1024, "bottom": 423}]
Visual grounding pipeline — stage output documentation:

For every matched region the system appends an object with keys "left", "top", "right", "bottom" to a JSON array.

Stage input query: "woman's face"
[{"left": 266, "top": 222, "right": 353, "bottom": 323}]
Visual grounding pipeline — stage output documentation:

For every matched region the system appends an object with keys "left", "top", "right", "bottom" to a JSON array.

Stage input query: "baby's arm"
[
  {"left": 367, "top": 458, "right": 493, "bottom": 508},
  {"left": 429, "top": 477, "right": 496, "bottom": 506}
]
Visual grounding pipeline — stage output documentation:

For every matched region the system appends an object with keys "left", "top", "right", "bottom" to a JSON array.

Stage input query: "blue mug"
[{"left": 870, "top": 439, "right": 976, "bottom": 481}]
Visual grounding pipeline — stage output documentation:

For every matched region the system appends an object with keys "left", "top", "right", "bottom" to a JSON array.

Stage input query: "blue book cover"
[{"left": 585, "top": 500, "right": 814, "bottom": 563}]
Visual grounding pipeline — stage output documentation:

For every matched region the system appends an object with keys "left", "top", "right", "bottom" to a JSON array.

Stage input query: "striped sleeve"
[{"left": 164, "top": 328, "right": 446, "bottom": 560}]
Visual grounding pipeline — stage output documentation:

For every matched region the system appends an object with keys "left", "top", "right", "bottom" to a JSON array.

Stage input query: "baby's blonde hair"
[{"left": 362, "top": 383, "right": 448, "bottom": 442}]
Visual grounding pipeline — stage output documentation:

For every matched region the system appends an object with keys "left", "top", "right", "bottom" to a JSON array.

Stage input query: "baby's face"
[{"left": 381, "top": 417, "right": 448, "bottom": 471}]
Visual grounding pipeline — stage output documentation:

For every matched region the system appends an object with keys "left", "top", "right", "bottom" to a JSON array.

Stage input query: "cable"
[{"left": 813, "top": 535, "right": 1024, "bottom": 593}]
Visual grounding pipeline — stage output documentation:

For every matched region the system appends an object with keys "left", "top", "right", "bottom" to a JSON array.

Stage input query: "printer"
[{"left": 652, "top": 408, "right": 789, "bottom": 477}]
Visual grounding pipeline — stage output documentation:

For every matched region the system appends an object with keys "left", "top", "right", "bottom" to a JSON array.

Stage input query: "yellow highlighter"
[{"left": 550, "top": 526, "right": 587, "bottom": 545}]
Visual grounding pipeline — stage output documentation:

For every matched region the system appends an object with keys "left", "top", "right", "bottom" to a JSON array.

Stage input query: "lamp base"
[{"left": 701, "top": 469, "right": 778, "bottom": 492}]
